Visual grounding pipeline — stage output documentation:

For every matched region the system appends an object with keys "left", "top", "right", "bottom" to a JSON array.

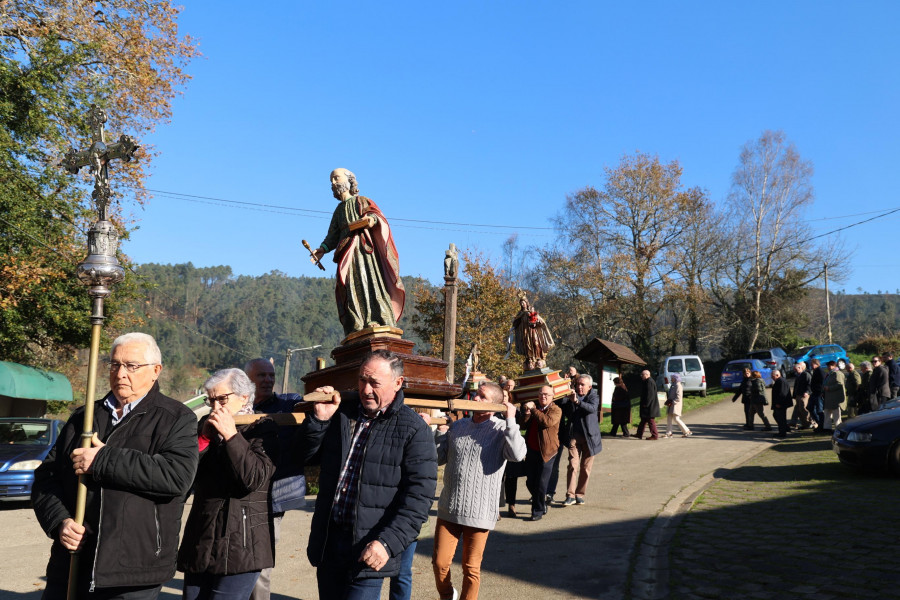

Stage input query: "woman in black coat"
[
  {"left": 178, "top": 368, "right": 278, "bottom": 600},
  {"left": 770, "top": 369, "right": 793, "bottom": 437},
  {"left": 609, "top": 377, "right": 632, "bottom": 438}
]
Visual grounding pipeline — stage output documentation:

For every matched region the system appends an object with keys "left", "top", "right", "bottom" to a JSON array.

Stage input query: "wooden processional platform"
[{"left": 300, "top": 326, "right": 462, "bottom": 400}]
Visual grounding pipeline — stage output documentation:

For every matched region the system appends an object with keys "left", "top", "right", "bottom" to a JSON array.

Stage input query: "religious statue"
[
  {"left": 510, "top": 294, "right": 554, "bottom": 371},
  {"left": 310, "top": 168, "right": 405, "bottom": 336},
  {"left": 444, "top": 243, "right": 459, "bottom": 279}
]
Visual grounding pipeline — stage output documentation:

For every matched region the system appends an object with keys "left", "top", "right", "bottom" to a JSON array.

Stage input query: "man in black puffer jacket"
[
  {"left": 301, "top": 349, "right": 437, "bottom": 599},
  {"left": 32, "top": 332, "right": 198, "bottom": 599}
]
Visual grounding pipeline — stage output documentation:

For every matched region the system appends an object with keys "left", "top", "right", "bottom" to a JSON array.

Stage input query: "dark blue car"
[
  {"left": 0, "top": 418, "right": 64, "bottom": 501},
  {"left": 721, "top": 359, "right": 774, "bottom": 391}
]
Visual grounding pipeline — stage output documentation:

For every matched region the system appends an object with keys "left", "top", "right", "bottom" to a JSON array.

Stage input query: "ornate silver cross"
[{"left": 62, "top": 105, "right": 139, "bottom": 220}]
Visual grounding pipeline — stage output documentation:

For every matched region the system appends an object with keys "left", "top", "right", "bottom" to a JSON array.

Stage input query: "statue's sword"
[{"left": 302, "top": 240, "right": 326, "bottom": 271}]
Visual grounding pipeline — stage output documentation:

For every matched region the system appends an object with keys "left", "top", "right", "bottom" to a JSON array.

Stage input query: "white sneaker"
[{"left": 441, "top": 589, "right": 459, "bottom": 600}]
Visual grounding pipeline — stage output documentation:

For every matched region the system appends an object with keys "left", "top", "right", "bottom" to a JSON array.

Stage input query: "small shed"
[
  {"left": 574, "top": 338, "right": 646, "bottom": 408},
  {"left": 0, "top": 361, "right": 74, "bottom": 417}
]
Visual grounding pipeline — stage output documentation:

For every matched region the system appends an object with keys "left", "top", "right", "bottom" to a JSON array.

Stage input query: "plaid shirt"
[{"left": 332, "top": 408, "right": 381, "bottom": 526}]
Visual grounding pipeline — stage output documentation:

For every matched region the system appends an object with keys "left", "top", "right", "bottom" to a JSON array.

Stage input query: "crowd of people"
[
  {"left": 730, "top": 351, "right": 900, "bottom": 438},
  {"left": 32, "top": 332, "right": 618, "bottom": 600},
  {"left": 49, "top": 332, "right": 896, "bottom": 599}
]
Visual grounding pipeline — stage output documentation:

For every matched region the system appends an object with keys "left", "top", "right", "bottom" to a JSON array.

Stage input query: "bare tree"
[{"left": 713, "top": 130, "right": 846, "bottom": 354}]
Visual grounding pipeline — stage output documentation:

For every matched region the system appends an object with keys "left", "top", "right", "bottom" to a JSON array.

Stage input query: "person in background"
[
  {"left": 858, "top": 361, "right": 874, "bottom": 414},
  {"left": 633, "top": 370, "right": 660, "bottom": 440},
  {"left": 822, "top": 360, "right": 846, "bottom": 434},
  {"left": 870, "top": 355, "right": 891, "bottom": 409},
  {"left": 790, "top": 362, "right": 813, "bottom": 429},
  {"left": 731, "top": 367, "right": 755, "bottom": 430},
  {"left": 558, "top": 374, "right": 603, "bottom": 505},
  {"left": 883, "top": 352, "right": 900, "bottom": 398},
  {"left": 808, "top": 359, "right": 825, "bottom": 430},
  {"left": 770, "top": 369, "right": 793, "bottom": 438},
  {"left": 664, "top": 373, "right": 692, "bottom": 438},
  {"left": 844, "top": 362, "right": 861, "bottom": 418},
  {"left": 243, "top": 358, "right": 303, "bottom": 600},
  {"left": 32, "top": 332, "right": 198, "bottom": 600},
  {"left": 178, "top": 369, "right": 278, "bottom": 600},
  {"left": 609, "top": 377, "right": 632, "bottom": 438},
  {"left": 520, "top": 385, "right": 561, "bottom": 521},
  {"left": 430, "top": 382, "right": 526, "bottom": 600},
  {"left": 748, "top": 370, "right": 772, "bottom": 431}
]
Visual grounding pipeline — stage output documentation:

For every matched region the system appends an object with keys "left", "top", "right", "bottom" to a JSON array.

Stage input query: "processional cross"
[{"left": 62, "top": 104, "right": 139, "bottom": 220}]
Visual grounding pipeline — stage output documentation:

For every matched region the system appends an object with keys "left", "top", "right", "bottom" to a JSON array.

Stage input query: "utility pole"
[
  {"left": 282, "top": 345, "right": 322, "bottom": 393},
  {"left": 824, "top": 262, "right": 833, "bottom": 344}
]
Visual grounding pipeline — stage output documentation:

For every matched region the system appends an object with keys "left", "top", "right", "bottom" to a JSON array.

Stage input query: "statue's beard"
[{"left": 332, "top": 182, "right": 350, "bottom": 200}]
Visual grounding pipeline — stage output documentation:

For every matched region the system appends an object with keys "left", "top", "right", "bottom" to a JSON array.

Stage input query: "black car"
[{"left": 832, "top": 409, "right": 900, "bottom": 474}]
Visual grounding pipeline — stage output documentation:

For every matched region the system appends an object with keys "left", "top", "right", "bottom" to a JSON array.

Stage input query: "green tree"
[
  {"left": 0, "top": 1, "right": 198, "bottom": 365},
  {"left": 412, "top": 251, "right": 523, "bottom": 381},
  {"left": 547, "top": 152, "right": 697, "bottom": 364}
]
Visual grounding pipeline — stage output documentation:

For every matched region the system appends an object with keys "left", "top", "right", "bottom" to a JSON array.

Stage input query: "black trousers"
[
  {"left": 524, "top": 448, "right": 555, "bottom": 517},
  {"left": 772, "top": 407, "right": 789, "bottom": 435}
]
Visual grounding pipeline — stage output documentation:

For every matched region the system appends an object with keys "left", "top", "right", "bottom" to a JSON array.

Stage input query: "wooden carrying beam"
[{"left": 231, "top": 390, "right": 504, "bottom": 426}]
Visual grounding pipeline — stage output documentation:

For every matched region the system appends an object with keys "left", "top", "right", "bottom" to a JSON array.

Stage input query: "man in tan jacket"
[{"left": 520, "top": 385, "right": 562, "bottom": 521}]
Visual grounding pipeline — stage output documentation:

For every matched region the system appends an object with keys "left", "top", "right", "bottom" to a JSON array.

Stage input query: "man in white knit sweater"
[{"left": 430, "top": 381, "right": 526, "bottom": 600}]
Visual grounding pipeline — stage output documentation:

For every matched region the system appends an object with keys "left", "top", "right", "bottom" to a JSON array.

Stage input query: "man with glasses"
[
  {"left": 520, "top": 385, "right": 562, "bottom": 521},
  {"left": 32, "top": 332, "right": 198, "bottom": 599},
  {"left": 869, "top": 356, "right": 891, "bottom": 409}
]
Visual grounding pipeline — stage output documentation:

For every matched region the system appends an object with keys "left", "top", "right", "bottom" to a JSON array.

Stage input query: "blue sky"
[{"left": 123, "top": 1, "right": 900, "bottom": 293}]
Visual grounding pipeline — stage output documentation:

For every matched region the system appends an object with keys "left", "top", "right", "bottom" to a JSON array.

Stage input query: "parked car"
[
  {"left": 720, "top": 359, "right": 774, "bottom": 391},
  {"left": 832, "top": 407, "right": 900, "bottom": 474},
  {"left": 656, "top": 355, "right": 707, "bottom": 397},
  {"left": 0, "top": 418, "right": 64, "bottom": 501},
  {"left": 790, "top": 344, "right": 849, "bottom": 368},
  {"left": 746, "top": 348, "right": 794, "bottom": 377}
]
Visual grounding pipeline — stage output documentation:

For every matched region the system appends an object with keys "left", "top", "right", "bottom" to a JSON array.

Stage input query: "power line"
[{"left": 0, "top": 214, "right": 264, "bottom": 358}]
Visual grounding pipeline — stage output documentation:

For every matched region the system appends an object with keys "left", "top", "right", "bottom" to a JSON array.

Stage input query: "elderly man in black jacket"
[
  {"left": 633, "top": 370, "right": 660, "bottom": 440},
  {"left": 870, "top": 355, "right": 892, "bottom": 408},
  {"left": 559, "top": 374, "right": 603, "bottom": 506},
  {"left": 32, "top": 332, "right": 199, "bottom": 600},
  {"left": 770, "top": 369, "right": 794, "bottom": 438},
  {"left": 302, "top": 349, "right": 438, "bottom": 599}
]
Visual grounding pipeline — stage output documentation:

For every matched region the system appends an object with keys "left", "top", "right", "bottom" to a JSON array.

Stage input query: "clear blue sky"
[{"left": 122, "top": 1, "right": 900, "bottom": 294}]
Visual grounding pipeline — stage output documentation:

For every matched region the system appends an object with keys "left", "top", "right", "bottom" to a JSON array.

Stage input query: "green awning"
[{"left": 0, "top": 361, "right": 74, "bottom": 402}]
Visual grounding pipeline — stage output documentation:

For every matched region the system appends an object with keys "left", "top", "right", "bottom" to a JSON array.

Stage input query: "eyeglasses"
[
  {"left": 204, "top": 393, "right": 235, "bottom": 406},
  {"left": 108, "top": 362, "right": 153, "bottom": 373}
]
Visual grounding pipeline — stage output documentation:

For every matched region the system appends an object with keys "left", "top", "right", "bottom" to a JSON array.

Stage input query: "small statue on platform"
[
  {"left": 444, "top": 243, "right": 458, "bottom": 279},
  {"left": 510, "top": 293, "right": 554, "bottom": 371},
  {"left": 309, "top": 168, "right": 405, "bottom": 336}
]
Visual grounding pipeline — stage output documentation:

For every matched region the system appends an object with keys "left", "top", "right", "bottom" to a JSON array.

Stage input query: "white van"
[{"left": 656, "top": 355, "right": 707, "bottom": 397}]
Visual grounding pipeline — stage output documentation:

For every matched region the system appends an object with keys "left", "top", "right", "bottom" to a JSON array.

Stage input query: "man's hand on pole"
[
  {"left": 71, "top": 434, "right": 104, "bottom": 475},
  {"left": 58, "top": 518, "right": 86, "bottom": 551}
]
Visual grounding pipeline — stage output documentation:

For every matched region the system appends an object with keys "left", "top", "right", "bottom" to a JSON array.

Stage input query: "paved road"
[{"left": 0, "top": 398, "right": 777, "bottom": 599}]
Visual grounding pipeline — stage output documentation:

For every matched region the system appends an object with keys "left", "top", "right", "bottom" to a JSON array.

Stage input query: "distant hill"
[
  {"left": 125, "top": 264, "right": 898, "bottom": 397},
  {"left": 128, "top": 263, "right": 431, "bottom": 396}
]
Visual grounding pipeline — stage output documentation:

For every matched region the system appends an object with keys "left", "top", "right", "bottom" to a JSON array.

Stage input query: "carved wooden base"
[
  {"left": 511, "top": 369, "right": 572, "bottom": 404},
  {"left": 301, "top": 330, "right": 462, "bottom": 399}
]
